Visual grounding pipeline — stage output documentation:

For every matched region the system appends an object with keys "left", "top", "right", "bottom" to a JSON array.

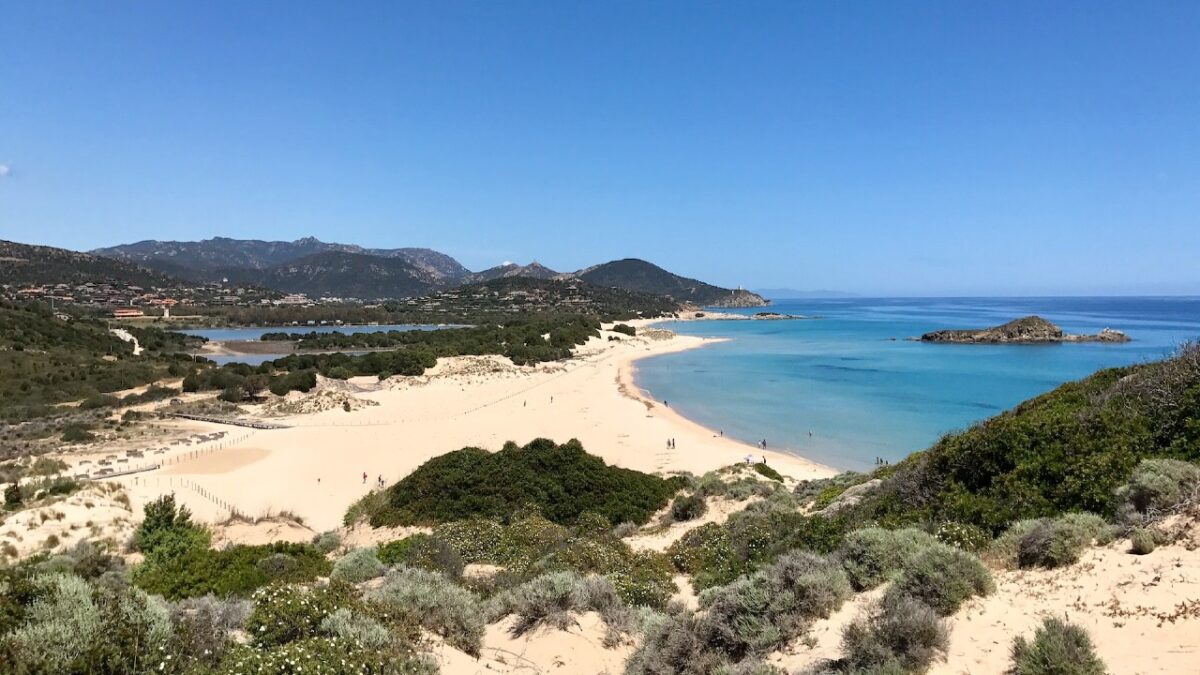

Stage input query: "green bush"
[
  {"left": 668, "top": 522, "right": 747, "bottom": 590},
  {"left": 671, "top": 493, "right": 708, "bottom": 522},
  {"left": 433, "top": 518, "right": 505, "bottom": 564},
  {"left": 311, "top": 530, "right": 341, "bottom": 554},
  {"left": 887, "top": 543, "right": 993, "bottom": 616},
  {"left": 934, "top": 521, "right": 991, "bottom": 551},
  {"left": 244, "top": 583, "right": 351, "bottom": 648},
  {"left": 752, "top": 463, "right": 784, "bottom": 483},
  {"left": 60, "top": 424, "right": 95, "bottom": 443},
  {"left": 135, "top": 541, "right": 331, "bottom": 600},
  {"left": 837, "top": 528, "right": 939, "bottom": 591},
  {"left": 368, "top": 567, "right": 485, "bottom": 655},
  {"left": 842, "top": 593, "right": 949, "bottom": 674},
  {"left": 1016, "top": 520, "right": 1091, "bottom": 569},
  {"left": 612, "top": 323, "right": 637, "bottom": 336},
  {"left": 378, "top": 533, "right": 465, "bottom": 579},
  {"left": 1130, "top": 528, "right": 1157, "bottom": 555},
  {"left": 1008, "top": 617, "right": 1107, "bottom": 675},
  {"left": 4, "top": 483, "right": 21, "bottom": 510},
  {"left": 496, "top": 514, "right": 571, "bottom": 567},
  {"left": 330, "top": 548, "right": 385, "bottom": 583},
  {"left": 362, "top": 438, "right": 683, "bottom": 527}
]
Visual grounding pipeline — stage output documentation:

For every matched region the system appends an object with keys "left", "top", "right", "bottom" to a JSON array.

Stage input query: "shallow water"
[{"left": 635, "top": 297, "right": 1200, "bottom": 471}]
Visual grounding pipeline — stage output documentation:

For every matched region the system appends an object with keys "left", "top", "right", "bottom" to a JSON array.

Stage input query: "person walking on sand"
[{"left": 362, "top": 471, "right": 367, "bottom": 484}]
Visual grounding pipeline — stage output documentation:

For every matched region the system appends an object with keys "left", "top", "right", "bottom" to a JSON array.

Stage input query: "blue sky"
[{"left": 1, "top": 1, "right": 1198, "bottom": 295}]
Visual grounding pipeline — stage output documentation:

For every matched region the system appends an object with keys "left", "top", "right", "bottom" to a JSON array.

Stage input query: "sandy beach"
[{"left": 111, "top": 323, "right": 837, "bottom": 531}]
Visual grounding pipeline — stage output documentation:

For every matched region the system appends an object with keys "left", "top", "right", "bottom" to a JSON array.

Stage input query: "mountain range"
[{"left": 87, "top": 237, "right": 767, "bottom": 306}]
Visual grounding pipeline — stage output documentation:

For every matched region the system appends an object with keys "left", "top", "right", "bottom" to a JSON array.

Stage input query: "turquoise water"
[{"left": 636, "top": 297, "right": 1200, "bottom": 471}]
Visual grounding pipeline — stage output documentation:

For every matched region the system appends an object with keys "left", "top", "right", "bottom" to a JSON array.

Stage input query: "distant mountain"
[
  {"left": 465, "top": 261, "right": 561, "bottom": 283},
  {"left": 90, "top": 237, "right": 764, "bottom": 306},
  {"left": 0, "top": 239, "right": 182, "bottom": 288},
  {"left": 92, "top": 237, "right": 468, "bottom": 285},
  {"left": 247, "top": 251, "right": 436, "bottom": 299},
  {"left": 577, "top": 258, "right": 767, "bottom": 307}
]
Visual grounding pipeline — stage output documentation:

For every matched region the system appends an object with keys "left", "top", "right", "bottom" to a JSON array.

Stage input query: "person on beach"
[{"left": 362, "top": 471, "right": 367, "bottom": 484}]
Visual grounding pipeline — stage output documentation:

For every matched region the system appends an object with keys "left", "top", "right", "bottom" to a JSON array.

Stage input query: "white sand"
[{"left": 112, "top": 326, "right": 836, "bottom": 532}]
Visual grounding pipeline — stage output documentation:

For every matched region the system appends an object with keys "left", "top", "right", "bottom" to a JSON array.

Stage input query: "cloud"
[{"left": 0, "top": 164, "right": 10, "bottom": 178}]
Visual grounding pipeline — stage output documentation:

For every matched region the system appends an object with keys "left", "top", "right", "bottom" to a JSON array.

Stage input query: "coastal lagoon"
[
  {"left": 636, "top": 297, "right": 1200, "bottom": 471},
  {"left": 181, "top": 324, "right": 456, "bottom": 365}
]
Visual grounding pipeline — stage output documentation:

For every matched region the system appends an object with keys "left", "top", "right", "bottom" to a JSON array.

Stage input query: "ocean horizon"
[{"left": 635, "top": 296, "right": 1200, "bottom": 471}]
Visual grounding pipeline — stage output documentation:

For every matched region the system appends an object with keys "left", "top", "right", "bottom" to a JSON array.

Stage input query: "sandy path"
[{"left": 113, "top": 327, "right": 836, "bottom": 531}]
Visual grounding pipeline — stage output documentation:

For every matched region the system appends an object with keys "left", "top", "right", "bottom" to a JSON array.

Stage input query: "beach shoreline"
[{"left": 92, "top": 322, "right": 836, "bottom": 532}]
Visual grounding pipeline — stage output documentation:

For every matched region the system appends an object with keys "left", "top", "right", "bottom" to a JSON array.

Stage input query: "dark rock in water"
[{"left": 920, "top": 315, "right": 1130, "bottom": 344}]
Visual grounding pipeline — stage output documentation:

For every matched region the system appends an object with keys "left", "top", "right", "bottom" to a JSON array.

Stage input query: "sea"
[{"left": 634, "top": 297, "right": 1200, "bottom": 472}]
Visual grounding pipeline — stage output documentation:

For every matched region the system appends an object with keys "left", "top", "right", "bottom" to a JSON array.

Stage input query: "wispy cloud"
[{"left": 0, "top": 164, "right": 11, "bottom": 178}]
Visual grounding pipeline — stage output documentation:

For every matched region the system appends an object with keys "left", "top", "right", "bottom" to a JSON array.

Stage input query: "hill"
[
  {"left": 821, "top": 342, "right": 1200, "bottom": 534},
  {"left": 93, "top": 236, "right": 468, "bottom": 286},
  {"left": 578, "top": 258, "right": 767, "bottom": 307},
  {"left": 241, "top": 250, "right": 436, "bottom": 299},
  {"left": 0, "top": 240, "right": 182, "bottom": 289}
]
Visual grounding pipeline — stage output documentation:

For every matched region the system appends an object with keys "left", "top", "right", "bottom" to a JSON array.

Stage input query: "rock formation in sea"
[{"left": 920, "top": 315, "right": 1130, "bottom": 344}]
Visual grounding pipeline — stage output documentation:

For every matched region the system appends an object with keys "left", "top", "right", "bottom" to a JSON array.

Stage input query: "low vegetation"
[
  {"left": 355, "top": 438, "right": 685, "bottom": 527},
  {"left": 1008, "top": 617, "right": 1107, "bottom": 675}
]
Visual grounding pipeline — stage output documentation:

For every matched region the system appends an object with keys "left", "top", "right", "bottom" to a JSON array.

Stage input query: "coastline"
[{"left": 99, "top": 322, "right": 836, "bottom": 532}]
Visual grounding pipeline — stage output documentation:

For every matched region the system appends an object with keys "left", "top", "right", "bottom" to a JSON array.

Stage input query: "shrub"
[
  {"left": 626, "top": 609, "right": 730, "bottom": 675},
  {"left": 613, "top": 521, "right": 639, "bottom": 538},
  {"left": 1, "top": 573, "right": 100, "bottom": 671},
  {"left": 134, "top": 493, "right": 211, "bottom": 564},
  {"left": 837, "top": 528, "right": 939, "bottom": 591},
  {"left": 331, "top": 548, "right": 385, "bottom": 583},
  {"left": 216, "top": 636, "right": 438, "bottom": 675},
  {"left": 169, "top": 595, "right": 252, "bottom": 668},
  {"left": 364, "top": 438, "right": 683, "bottom": 527},
  {"left": 497, "top": 514, "right": 571, "bottom": 567},
  {"left": 887, "top": 543, "right": 992, "bottom": 616},
  {"left": 312, "top": 530, "right": 341, "bottom": 554},
  {"left": 1016, "top": 521, "right": 1089, "bottom": 569},
  {"left": 671, "top": 493, "right": 707, "bottom": 522},
  {"left": 1117, "top": 458, "right": 1200, "bottom": 516},
  {"left": 319, "top": 607, "right": 392, "bottom": 649},
  {"left": 256, "top": 552, "right": 299, "bottom": 578},
  {"left": 843, "top": 593, "right": 949, "bottom": 674},
  {"left": 605, "top": 551, "right": 678, "bottom": 609},
  {"left": 752, "top": 463, "right": 784, "bottom": 483},
  {"left": 488, "top": 571, "right": 630, "bottom": 638},
  {"left": 1130, "top": 528, "right": 1156, "bottom": 555},
  {"left": 612, "top": 323, "right": 637, "bottom": 336},
  {"left": 134, "top": 541, "right": 331, "bottom": 600},
  {"left": 368, "top": 567, "right": 485, "bottom": 655},
  {"left": 244, "top": 583, "right": 350, "bottom": 648},
  {"left": 1008, "top": 617, "right": 1106, "bottom": 675},
  {"left": 378, "top": 533, "right": 465, "bottom": 579},
  {"left": 434, "top": 518, "right": 505, "bottom": 563},
  {"left": 934, "top": 521, "right": 991, "bottom": 551},
  {"left": 4, "top": 483, "right": 21, "bottom": 509},
  {"left": 668, "top": 522, "right": 746, "bottom": 590},
  {"left": 699, "top": 551, "right": 851, "bottom": 658}
]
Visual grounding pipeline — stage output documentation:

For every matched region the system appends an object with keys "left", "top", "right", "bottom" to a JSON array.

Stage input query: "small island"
[{"left": 920, "top": 315, "right": 1130, "bottom": 344}]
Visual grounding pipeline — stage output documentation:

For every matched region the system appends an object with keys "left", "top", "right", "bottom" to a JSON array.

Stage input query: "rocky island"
[{"left": 920, "top": 315, "right": 1130, "bottom": 344}]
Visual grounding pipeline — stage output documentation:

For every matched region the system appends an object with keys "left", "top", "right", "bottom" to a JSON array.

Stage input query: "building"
[{"left": 112, "top": 308, "right": 145, "bottom": 318}]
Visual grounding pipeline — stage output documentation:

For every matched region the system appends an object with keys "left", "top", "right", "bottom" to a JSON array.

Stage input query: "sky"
[{"left": 1, "top": 1, "right": 1198, "bottom": 296}]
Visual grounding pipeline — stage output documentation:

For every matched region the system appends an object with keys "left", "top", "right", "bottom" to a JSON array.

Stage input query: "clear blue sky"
[{"left": 2, "top": 1, "right": 1198, "bottom": 295}]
